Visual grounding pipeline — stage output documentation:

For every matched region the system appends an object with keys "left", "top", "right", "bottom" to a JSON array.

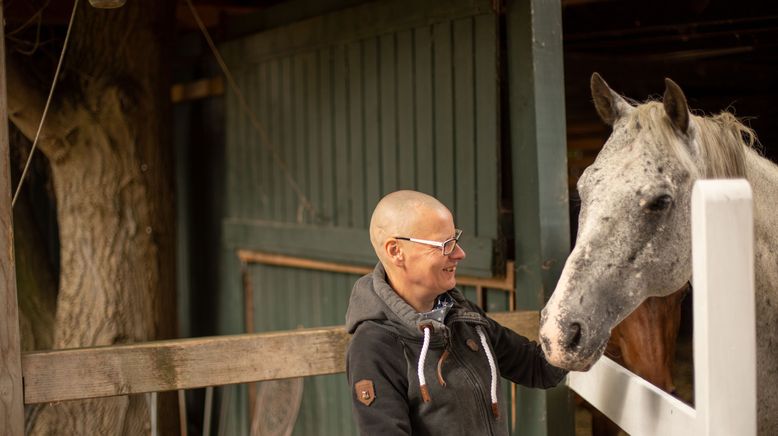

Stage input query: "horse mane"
[{"left": 629, "top": 101, "right": 758, "bottom": 178}]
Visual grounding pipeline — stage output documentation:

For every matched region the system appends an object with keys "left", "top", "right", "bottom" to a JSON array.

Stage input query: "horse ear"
[
  {"left": 663, "top": 78, "right": 690, "bottom": 134},
  {"left": 591, "top": 72, "right": 632, "bottom": 125}
]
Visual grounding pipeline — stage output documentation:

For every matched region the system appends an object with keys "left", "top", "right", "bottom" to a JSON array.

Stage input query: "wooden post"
[
  {"left": 506, "top": 0, "right": 573, "bottom": 434},
  {"left": 0, "top": 1, "right": 25, "bottom": 434},
  {"left": 691, "top": 179, "right": 756, "bottom": 435}
]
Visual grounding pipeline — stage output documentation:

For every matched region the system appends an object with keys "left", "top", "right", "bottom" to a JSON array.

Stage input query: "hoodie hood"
[{"left": 345, "top": 262, "right": 465, "bottom": 335}]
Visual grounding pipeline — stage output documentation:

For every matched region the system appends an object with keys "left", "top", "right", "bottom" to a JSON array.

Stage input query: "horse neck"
[
  {"left": 744, "top": 149, "right": 778, "bottom": 228},
  {"left": 744, "top": 148, "right": 778, "bottom": 287}
]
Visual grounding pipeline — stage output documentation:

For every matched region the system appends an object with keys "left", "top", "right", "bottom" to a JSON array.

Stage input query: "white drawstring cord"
[
  {"left": 476, "top": 326, "right": 499, "bottom": 418},
  {"left": 418, "top": 326, "right": 432, "bottom": 402}
]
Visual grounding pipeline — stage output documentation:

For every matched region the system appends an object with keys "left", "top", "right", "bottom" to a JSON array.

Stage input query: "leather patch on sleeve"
[{"left": 355, "top": 379, "right": 376, "bottom": 406}]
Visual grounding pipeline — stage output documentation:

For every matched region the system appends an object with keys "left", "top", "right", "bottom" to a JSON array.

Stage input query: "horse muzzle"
[{"left": 539, "top": 307, "right": 610, "bottom": 372}]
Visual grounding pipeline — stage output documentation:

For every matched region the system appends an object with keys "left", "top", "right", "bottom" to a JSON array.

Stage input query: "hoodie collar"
[{"left": 346, "top": 262, "right": 463, "bottom": 336}]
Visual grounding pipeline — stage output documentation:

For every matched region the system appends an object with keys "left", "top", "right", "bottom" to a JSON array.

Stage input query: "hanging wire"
[
  {"left": 11, "top": 0, "right": 80, "bottom": 208},
  {"left": 184, "top": 0, "right": 316, "bottom": 222}
]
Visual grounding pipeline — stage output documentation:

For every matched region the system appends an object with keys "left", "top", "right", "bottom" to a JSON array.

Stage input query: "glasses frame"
[{"left": 394, "top": 229, "right": 463, "bottom": 256}]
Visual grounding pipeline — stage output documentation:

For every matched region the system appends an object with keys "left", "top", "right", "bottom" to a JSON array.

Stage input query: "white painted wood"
[
  {"left": 691, "top": 179, "right": 756, "bottom": 436},
  {"left": 568, "top": 357, "right": 696, "bottom": 435},
  {"left": 568, "top": 179, "right": 757, "bottom": 436}
]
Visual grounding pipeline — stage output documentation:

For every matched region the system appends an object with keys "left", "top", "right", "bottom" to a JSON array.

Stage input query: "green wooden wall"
[
  {"left": 219, "top": 0, "right": 501, "bottom": 278},
  {"left": 212, "top": 0, "right": 569, "bottom": 434}
]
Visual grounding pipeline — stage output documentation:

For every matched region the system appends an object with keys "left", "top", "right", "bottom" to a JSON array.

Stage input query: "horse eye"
[{"left": 645, "top": 194, "right": 673, "bottom": 212}]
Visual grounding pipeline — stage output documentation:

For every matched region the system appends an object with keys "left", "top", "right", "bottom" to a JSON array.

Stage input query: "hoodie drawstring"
[
  {"left": 418, "top": 326, "right": 432, "bottom": 402},
  {"left": 476, "top": 326, "right": 499, "bottom": 418}
]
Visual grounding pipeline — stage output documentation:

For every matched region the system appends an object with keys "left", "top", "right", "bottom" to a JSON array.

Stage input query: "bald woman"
[{"left": 345, "top": 190, "right": 567, "bottom": 436}]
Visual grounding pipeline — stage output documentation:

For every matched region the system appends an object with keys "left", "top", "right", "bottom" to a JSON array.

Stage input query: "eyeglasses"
[{"left": 394, "top": 229, "right": 463, "bottom": 256}]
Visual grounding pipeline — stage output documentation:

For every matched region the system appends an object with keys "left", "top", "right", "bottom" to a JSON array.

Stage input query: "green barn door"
[{"left": 217, "top": 0, "right": 511, "bottom": 434}]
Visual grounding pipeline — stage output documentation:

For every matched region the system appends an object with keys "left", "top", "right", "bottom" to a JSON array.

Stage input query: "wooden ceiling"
[{"left": 6, "top": 0, "right": 776, "bottom": 157}]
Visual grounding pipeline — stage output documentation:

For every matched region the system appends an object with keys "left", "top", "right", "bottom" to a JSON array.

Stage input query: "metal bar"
[
  {"left": 237, "top": 249, "right": 515, "bottom": 291},
  {"left": 178, "top": 390, "right": 188, "bottom": 436}
]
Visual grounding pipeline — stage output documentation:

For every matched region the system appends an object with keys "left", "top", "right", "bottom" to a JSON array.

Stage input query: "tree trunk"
[{"left": 7, "top": 1, "right": 177, "bottom": 434}]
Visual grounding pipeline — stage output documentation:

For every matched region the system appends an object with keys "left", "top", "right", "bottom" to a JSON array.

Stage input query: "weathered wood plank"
[
  {"left": 21, "top": 311, "right": 537, "bottom": 404},
  {"left": 170, "top": 77, "right": 224, "bottom": 103},
  {"left": 0, "top": 0, "right": 24, "bottom": 430}
]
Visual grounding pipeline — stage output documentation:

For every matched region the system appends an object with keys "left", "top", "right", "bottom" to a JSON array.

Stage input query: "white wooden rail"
[{"left": 567, "top": 179, "right": 757, "bottom": 435}]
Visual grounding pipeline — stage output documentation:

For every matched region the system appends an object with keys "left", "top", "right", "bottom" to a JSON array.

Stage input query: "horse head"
[{"left": 539, "top": 73, "right": 701, "bottom": 371}]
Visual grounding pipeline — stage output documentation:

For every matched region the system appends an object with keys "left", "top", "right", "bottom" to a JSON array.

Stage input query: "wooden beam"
[
  {"left": 0, "top": 0, "right": 24, "bottom": 436},
  {"left": 170, "top": 77, "right": 224, "bottom": 103},
  {"left": 0, "top": 0, "right": 25, "bottom": 433},
  {"left": 506, "top": 0, "right": 574, "bottom": 434},
  {"left": 21, "top": 311, "right": 538, "bottom": 405}
]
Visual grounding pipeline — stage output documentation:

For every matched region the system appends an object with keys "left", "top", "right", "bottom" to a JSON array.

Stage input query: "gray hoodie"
[{"left": 346, "top": 263, "right": 567, "bottom": 435}]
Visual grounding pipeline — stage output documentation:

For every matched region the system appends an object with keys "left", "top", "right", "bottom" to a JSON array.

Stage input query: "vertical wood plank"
[
  {"left": 0, "top": 2, "right": 24, "bottom": 432},
  {"left": 260, "top": 61, "right": 274, "bottom": 220},
  {"left": 474, "top": 13, "right": 498, "bottom": 239},
  {"left": 281, "top": 56, "right": 296, "bottom": 221},
  {"left": 333, "top": 44, "right": 350, "bottom": 227},
  {"left": 453, "top": 17, "right": 476, "bottom": 232},
  {"left": 225, "top": 71, "right": 238, "bottom": 217},
  {"left": 304, "top": 52, "right": 322, "bottom": 218},
  {"left": 293, "top": 54, "right": 309, "bottom": 223},
  {"left": 237, "top": 69, "right": 251, "bottom": 219},
  {"left": 396, "top": 30, "right": 415, "bottom": 189},
  {"left": 319, "top": 48, "right": 335, "bottom": 223},
  {"left": 433, "top": 21, "right": 455, "bottom": 209},
  {"left": 248, "top": 68, "right": 263, "bottom": 219},
  {"left": 362, "top": 38, "right": 381, "bottom": 210},
  {"left": 379, "top": 34, "right": 397, "bottom": 194},
  {"left": 347, "top": 41, "right": 366, "bottom": 228},
  {"left": 269, "top": 59, "right": 284, "bottom": 221},
  {"left": 414, "top": 26, "right": 434, "bottom": 195},
  {"left": 506, "top": 0, "right": 573, "bottom": 434}
]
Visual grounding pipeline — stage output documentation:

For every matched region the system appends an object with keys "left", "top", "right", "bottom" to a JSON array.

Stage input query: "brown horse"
[{"left": 585, "top": 285, "right": 688, "bottom": 435}]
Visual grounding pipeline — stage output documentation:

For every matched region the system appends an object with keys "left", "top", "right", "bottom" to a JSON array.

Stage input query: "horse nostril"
[{"left": 563, "top": 322, "right": 583, "bottom": 351}]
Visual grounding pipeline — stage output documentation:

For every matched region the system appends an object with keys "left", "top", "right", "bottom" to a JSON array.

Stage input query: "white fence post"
[
  {"left": 692, "top": 179, "right": 756, "bottom": 436},
  {"left": 566, "top": 179, "right": 757, "bottom": 435}
]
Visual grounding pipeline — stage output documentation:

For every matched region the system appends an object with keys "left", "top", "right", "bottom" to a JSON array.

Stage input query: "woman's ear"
[{"left": 385, "top": 239, "right": 404, "bottom": 266}]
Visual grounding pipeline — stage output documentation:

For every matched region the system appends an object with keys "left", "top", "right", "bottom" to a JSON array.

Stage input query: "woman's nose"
[{"left": 451, "top": 244, "right": 466, "bottom": 260}]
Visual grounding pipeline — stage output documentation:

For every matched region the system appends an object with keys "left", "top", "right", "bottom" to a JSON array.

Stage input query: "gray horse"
[{"left": 539, "top": 73, "right": 778, "bottom": 434}]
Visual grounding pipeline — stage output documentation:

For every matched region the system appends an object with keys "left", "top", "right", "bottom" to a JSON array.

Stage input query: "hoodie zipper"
[{"left": 447, "top": 321, "right": 497, "bottom": 435}]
